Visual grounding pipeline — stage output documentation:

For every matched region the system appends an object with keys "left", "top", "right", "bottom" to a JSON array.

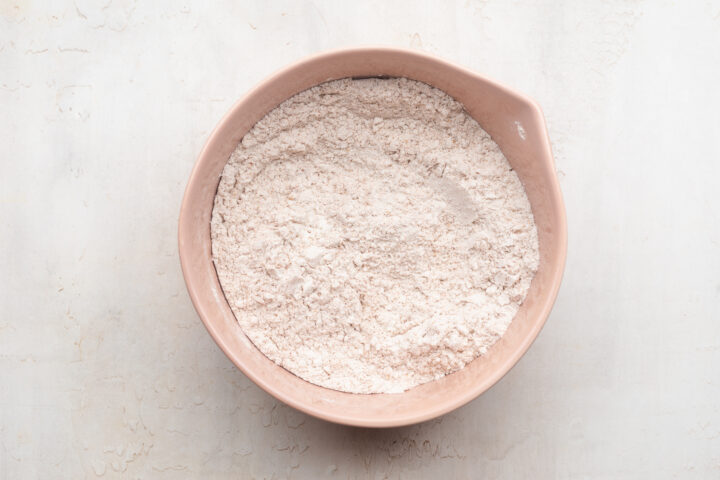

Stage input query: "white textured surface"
[{"left": 1, "top": 1, "right": 719, "bottom": 478}]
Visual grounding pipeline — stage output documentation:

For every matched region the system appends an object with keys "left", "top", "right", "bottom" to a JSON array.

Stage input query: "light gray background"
[{"left": 2, "top": 1, "right": 719, "bottom": 478}]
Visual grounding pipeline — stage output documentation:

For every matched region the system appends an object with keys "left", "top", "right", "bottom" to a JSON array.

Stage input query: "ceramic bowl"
[{"left": 178, "top": 47, "right": 567, "bottom": 427}]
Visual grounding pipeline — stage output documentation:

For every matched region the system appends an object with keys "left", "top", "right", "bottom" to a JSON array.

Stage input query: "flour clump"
[{"left": 211, "top": 78, "right": 539, "bottom": 393}]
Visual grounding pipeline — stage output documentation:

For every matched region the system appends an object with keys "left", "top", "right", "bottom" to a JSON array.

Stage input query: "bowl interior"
[{"left": 179, "top": 48, "right": 566, "bottom": 427}]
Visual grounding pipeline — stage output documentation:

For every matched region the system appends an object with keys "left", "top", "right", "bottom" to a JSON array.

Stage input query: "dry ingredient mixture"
[{"left": 211, "top": 78, "right": 539, "bottom": 394}]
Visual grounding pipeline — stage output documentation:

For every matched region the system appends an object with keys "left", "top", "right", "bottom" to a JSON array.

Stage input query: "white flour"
[{"left": 211, "top": 78, "right": 539, "bottom": 393}]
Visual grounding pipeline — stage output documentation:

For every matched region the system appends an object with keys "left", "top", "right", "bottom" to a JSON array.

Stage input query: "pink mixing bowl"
[{"left": 178, "top": 47, "right": 567, "bottom": 427}]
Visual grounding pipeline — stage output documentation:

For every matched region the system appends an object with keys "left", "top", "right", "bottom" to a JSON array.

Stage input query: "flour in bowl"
[{"left": 211, "top": 78, "right": 539, "bottom": 394}]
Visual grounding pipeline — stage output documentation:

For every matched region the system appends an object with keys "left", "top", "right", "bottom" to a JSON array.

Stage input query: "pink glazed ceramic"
[{"left": 178, "top": 47, "right": 567, "bottom": 427}]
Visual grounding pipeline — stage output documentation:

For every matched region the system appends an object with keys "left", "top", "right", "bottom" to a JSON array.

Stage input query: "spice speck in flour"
[{"left": 211, "top": 78, "right": 539, "bottom": 393}]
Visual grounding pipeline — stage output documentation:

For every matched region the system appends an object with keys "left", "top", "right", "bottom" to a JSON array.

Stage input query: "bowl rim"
[{"left": 178, "top": 46, "right": 567, "bottom": 427}]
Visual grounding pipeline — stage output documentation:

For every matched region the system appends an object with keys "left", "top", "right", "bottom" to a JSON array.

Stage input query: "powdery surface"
[{"left": 211, "top": 78, "right": 539, "bottom": 393}]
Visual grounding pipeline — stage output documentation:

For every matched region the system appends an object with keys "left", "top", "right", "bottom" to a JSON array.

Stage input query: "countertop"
[{"left": 2, "top": 1, "right": 719, "bottom": 478}]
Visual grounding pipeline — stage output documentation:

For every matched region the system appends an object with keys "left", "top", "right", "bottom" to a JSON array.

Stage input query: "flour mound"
[{"left": 211, "top": 78, "right": 539, "bottom": 394}]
